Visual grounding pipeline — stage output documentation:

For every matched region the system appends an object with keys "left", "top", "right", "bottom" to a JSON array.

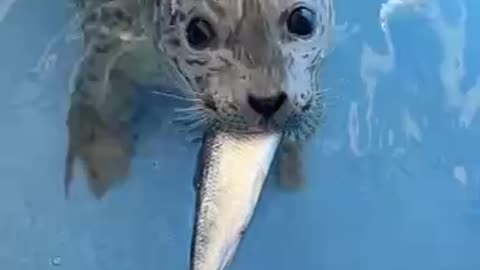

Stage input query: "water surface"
[{"left": 0, "top": 0, "right": 479, "bottom": 269}]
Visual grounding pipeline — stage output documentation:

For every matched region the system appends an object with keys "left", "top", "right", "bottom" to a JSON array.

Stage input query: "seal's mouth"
[
  {"left": 172, "top": 89, "right": 326, "bottom": 142},
  {"left": 257, "top": 117, "right": 278, "bottom": 130},
  {"left": 213, "top": 116, "right": 281, "bottom": 135}
]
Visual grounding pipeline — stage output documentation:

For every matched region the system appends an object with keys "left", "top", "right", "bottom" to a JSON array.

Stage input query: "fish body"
[{"left": 190, "top": 130, "right": 281, "bottom": 270}]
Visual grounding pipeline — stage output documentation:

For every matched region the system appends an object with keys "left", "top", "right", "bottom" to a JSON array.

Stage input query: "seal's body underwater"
[
  {"left": 66, "top": 0, "right": 335, "bottom": 268},
  {"left": 66, "top": 0, "right": 334, "bottom": 197}
]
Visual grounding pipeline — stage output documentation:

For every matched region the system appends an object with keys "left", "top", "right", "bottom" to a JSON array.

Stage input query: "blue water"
[{"left": 1, "top": 0, "right": 480, "bottom": 269}]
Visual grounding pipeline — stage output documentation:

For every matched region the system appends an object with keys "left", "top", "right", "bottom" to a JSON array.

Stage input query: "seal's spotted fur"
[{"left": 66, "top": 0, "right": 335, "bottom": 198}]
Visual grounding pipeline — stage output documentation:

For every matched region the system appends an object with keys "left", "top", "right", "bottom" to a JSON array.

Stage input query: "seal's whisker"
[
  {"left": 174, "top": 110, "right": 204, "bottom": 122},
  {"left": 316, "top": 87, "right": 331, "bottom": 95},
  {"left": 172, "top": 102, "right": 214, "bottom": 135},
  {"left": 151, "top": 91, "right": 200, "bottom": 102},
  {"left": 311, "top": 87, "right": 339, "bottom": 114},
  {"left": 174, "top": 104, "right": 205, "bottom": 113},
  {"left": 175, "top": 116, "right": 211, "bottom": 135}
]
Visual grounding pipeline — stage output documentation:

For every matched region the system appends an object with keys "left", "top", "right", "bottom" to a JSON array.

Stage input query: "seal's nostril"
[{"left": 248, "top": 92, "right": 287, "bottom": 118}]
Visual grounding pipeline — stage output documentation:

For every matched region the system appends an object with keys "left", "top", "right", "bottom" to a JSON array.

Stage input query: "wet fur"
[{"left": 65, "top": 0, "right": 334, "bottom": 198}]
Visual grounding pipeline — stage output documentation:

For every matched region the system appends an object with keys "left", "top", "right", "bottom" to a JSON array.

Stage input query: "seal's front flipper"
[
  {"left": 65, "top": 100, "right": 132, "bottom": 199},
  {"left": 276, "top": 139, "right": 305, "bottom": 191}
]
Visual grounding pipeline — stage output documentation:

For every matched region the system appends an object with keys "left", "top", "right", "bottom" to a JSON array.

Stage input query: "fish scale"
[{"left": 190, "top": 131, "right": 281, "bottom": 270}]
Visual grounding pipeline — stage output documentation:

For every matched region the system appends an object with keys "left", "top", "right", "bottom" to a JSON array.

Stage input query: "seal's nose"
[{"left": 248, "top": 92, "right": 287, "bottom": 118}]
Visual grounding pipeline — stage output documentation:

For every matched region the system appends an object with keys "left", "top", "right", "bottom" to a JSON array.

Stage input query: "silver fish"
[{"left": 190, "top": 130, "right": 282, "bottom": 270}]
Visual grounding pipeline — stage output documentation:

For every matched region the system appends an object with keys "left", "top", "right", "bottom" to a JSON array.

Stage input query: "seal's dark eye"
[
  {"left": 287, "top": 7, "right": 316, "bottom": 37},
  {"left": 186, "top": 17, "right": 215, "bottom": 49}
]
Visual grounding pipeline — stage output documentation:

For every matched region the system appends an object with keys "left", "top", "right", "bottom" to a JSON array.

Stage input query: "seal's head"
[{"left": 155, "top": 0, "right": 334, "bottom": 141}]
